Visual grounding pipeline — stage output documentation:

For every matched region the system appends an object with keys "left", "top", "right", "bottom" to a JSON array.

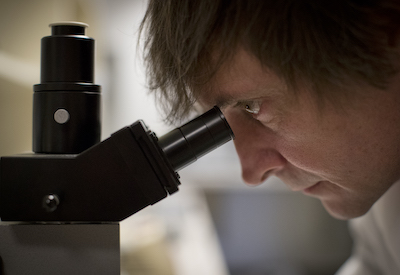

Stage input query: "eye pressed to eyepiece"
[{"left": 244, "top": 101, "right": 261, "bottom": 115}]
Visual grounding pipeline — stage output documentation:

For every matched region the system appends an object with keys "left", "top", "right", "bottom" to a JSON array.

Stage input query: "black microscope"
[{"left": 0, "top": 22, "right": 233, "bottom": 274}]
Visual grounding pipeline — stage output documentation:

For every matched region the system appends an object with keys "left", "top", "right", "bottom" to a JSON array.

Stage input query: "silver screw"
[
  {"left": 54, "top": 109, "right": 70, "bottom": 124},
  {"left": 43, "top": 194, "right": 60, "bottom": 212}
]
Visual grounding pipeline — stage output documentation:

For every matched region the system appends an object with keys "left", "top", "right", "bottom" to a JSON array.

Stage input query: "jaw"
[{"left": 320, "top": 193, "right": 376, "bottom": 220}]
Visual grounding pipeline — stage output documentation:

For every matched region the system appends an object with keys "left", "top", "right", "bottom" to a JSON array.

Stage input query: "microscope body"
[
  {"left": 0, "top": 23, "right": 187, "bottom": 222},
  {"left": 1, "top": 121, "right": 179, "bottom": 222},
  {"left": 0, "top": 22, "right": 233, "bottom": 274}
]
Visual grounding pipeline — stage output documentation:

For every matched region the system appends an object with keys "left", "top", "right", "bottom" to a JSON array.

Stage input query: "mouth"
[{"left": 302, "top": 181, "right": 324, "bottom": 195}]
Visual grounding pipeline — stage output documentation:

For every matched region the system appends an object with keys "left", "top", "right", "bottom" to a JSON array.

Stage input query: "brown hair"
[{"left": 140, "top": 0, "right": 400, "bottom": 122}]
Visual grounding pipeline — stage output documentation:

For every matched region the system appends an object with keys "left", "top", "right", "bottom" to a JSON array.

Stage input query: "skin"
[{"left": 200, "top": 48, "right": 400, "bottom": 220}]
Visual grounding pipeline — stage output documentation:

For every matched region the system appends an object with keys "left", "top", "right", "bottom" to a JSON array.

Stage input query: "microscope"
[{"left": 0, "top": 22, "right": 233, "bottom": 274}]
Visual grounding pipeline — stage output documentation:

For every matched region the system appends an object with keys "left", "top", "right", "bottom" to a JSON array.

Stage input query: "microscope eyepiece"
[
  {"left": 50, "top": 22, "right": 88, "bottom": 36},
  {"left": 157, "top": 106, "right": 234, "bottom": 171}
]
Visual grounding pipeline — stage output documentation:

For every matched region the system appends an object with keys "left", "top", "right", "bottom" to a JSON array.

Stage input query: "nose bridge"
[{"left": 230, "top": 117, "right": 286, "bottom": 185}]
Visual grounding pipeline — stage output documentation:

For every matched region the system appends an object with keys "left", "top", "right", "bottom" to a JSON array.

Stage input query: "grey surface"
[
  {"left": 206, "top": 190, "right": 353, "bottom": 275},
  {"left": 0, "top": 223, "right": 120, "bottom": 275}
]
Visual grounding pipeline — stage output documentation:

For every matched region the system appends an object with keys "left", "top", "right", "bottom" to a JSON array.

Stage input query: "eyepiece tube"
[{"left": 158, "top": 106, "right": 234, "bottom": 171}]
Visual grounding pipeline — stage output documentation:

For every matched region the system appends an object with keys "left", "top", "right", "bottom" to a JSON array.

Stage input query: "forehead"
[{"left": 199, "top": 48, "right": 291, "bottom": 108}]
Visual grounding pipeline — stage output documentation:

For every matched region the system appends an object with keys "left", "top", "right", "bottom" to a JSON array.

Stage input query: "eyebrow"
[
  {"left": 213, "top": 86, "right": 282, "bottom": 111},
  {"left": 214, "top": 94, "right": 237, "bottom": 110}
]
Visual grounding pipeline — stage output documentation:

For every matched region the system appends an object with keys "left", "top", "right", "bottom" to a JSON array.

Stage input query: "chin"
[{"left": 321, "top": 199, "right": 373, "bottom": 220}]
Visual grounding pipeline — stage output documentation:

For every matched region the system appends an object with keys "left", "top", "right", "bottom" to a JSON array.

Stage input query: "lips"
[
  {"left": 285, "top": 180, "right": 321, "bottom": 192},
  {"left": 302, "top": 181, "right": 324, "bottom": 195}
]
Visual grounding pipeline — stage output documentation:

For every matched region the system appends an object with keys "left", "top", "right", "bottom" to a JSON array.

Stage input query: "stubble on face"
[{"left": 198, "top": 47, "right": 400, "bottom": 220}]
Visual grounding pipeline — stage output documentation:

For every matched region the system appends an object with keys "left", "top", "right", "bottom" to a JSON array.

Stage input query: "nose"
[{"left": 226, "top": 112, "right": 286, "bottom": 186}]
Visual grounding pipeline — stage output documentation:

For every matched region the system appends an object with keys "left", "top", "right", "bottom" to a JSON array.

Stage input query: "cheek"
[
  {"left": 277, "top": 111, "right": 398, "bottom": 192},
  {"left": 275, "top": 115, "right": 353, "bottom": 178},
  {"left": 224, "top": 108, "right": 262, "bottom": 136}
]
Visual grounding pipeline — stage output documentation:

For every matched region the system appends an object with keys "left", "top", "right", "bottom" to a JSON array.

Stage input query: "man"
[{"left": 140, "top": 1, "right": 400, "bottom": 274}]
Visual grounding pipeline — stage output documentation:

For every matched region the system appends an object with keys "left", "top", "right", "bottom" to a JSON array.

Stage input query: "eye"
[
  {"left": 236, "top": 99, "right": 278, "bottom": 128},
  {"left": 243, "top": 101, "right": 262, "bottom": 115}
]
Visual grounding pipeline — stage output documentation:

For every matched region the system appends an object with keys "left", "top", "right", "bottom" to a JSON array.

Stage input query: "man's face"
[{"left": 200, "top": 48, "right": 400, "bottom": 219}]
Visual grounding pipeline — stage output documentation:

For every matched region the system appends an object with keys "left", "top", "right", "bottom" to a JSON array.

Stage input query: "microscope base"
[{"left": 0, "top": 223, "right": 120, "bottom": 275}]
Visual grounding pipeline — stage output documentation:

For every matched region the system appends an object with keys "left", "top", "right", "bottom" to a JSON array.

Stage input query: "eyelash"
[
  {"left": 240, "top": 100, "right": 262, "bottom": 117},
  {"left": 235, "top": 99, "right": 278, "bottom": 128}
]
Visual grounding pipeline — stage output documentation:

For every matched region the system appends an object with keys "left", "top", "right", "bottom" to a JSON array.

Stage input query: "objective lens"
[{"left": 158, "top": 106, "right": 234, "bottom": 171}]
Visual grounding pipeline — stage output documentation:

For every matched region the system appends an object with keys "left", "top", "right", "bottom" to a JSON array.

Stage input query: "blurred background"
[{"left": 0, "top": 0, "right": 353, "bottom": 274}]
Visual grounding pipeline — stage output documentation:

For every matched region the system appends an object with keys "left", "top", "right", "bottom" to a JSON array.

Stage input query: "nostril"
[
  {"left": 261, "top": 170, "right": 273, "bottom": 182},
  {"left": 242, "top": 170, "right": 264, "bottom": 186},
  {"left": 242, "top": 169, "right": 273, "bottom": 186},
  {"left": 231, "top": 123, "right": 286, "bottom": 187}
]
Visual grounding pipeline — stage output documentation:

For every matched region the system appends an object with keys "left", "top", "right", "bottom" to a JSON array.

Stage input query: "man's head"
[{"left": 140, "top": 0, "right": 400, "bottom": 219}]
